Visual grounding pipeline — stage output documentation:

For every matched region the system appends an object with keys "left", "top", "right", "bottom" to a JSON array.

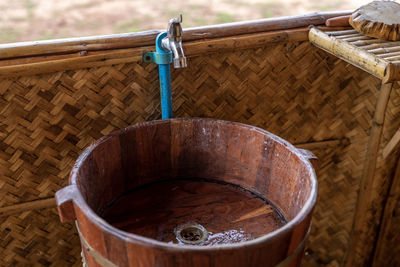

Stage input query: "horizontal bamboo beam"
[
  {"left": 0, "top": 47, "right": 148, "bottom": 77},
  {"left": 183, "top": 27, "right": 309, "bottom": 58},
  {"left": 0, "top": 11, "right": 351, "bottom": 60},
  {"left": 295, "top": 138, "right": 349, "bottom": 150},
  {"left": 0, "top": 26, "right": 350, "bottom": 77},
  {"left": 0, "top": 197, "right": 56, "bottom": 217},
  {"left": 185, "top": 11, "right": 350, "bottom": 41}
]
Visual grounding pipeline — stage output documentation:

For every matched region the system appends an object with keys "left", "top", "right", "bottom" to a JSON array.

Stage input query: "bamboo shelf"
[{"left": 309, "top": 28, "right": 400, "bottom": 83}]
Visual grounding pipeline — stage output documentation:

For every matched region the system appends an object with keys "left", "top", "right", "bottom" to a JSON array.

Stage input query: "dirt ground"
[{"left": 1, "top": 0, "right": 372, "bottom": 44}]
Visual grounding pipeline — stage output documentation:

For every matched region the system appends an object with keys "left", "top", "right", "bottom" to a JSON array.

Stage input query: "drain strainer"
[{"left": 174, "top": 222, "right": 209, "bottom": 245}]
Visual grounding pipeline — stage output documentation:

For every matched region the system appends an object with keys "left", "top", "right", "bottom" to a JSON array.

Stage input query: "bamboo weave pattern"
[{"left": 1, "top": 41, "right": 397, "bottom": 266}]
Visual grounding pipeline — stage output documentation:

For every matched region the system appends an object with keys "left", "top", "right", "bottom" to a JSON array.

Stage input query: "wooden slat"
[{"left": 342, "top": 36, "right": 371, "bottom": 42}]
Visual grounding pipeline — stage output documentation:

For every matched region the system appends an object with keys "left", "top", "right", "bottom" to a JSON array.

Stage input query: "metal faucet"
[{"left": 161, "top": 14, "right": 187, "bottom": 68}]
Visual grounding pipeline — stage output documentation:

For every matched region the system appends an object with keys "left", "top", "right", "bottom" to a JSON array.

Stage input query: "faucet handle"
[
  {"left": 170, "top": 14, "right": 182, "bottom": 24},
  {"left": 167, "top": 14, "right": 183, "bottom": 40}
]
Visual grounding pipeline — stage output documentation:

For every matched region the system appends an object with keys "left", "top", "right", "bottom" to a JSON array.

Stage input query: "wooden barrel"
[{"left": 56, "top": 118, "right": 317, "bottom": 267}]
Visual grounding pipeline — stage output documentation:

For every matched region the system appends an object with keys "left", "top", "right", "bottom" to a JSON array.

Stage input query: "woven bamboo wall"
[
  {"left": 0, "top": 13, "right": 399, "bottom": 266},
  {"left": 371, "top": 86, "right": 400, "bottom": 267}
]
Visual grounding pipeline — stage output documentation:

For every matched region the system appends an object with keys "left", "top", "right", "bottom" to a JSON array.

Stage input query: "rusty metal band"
[
  {"left": 76, "top": 222, "right": 310, "bottom": 267},
  {"left": 275, "top": 226, "right": 311, "bottom": 267},
  {"left": 76, "top": 222, "right": 118, "bottom": 267}
]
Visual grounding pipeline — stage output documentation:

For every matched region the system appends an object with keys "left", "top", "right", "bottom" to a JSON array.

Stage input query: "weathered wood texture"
[
  {"left": 325, "top": 15, "right": 351, "bottom": 27},
  {"left": 349, "top": 1, "right": 400, "bottom": 41},
  {"left": 101, "top": 180, "right": 285, "bottom": 244},
  {"left": 57, "top": 118, "right": 316, "bottom": 266},
  {"left": 0, "top": 13, "right": 399, "bottom": 266}
]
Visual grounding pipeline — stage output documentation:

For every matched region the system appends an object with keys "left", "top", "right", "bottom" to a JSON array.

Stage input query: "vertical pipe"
[
  {"left": 158, "top": 64, "right": 172, "bottom": 119},
  {"left": 156, "top": 32, "right": 173, "bottom": 119}
]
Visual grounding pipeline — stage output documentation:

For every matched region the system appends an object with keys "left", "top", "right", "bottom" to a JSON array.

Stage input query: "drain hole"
[
  {"left": 175, "top": 222, "right": 208, "bottom": 245},
  {"left": 181, "top": 227, "right": 202, "bottom": 241}
]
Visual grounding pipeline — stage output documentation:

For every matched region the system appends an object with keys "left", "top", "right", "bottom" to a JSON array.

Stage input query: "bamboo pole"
[
  {"left": 367, "top": 46, "right": 400, "bottom": 55},
  {"left": 385, "top": 55, "right": 400, "bottom": 61},
  {"left": 0, "top": 47, "right": 147, "bottom": 78},
  {"left": 325, "top": 29, "right": 358, "bottom": 36},
  {"left": 378, "top": 51, "right": 400, "bottom": 58},
  {"left": 309, "top": 28, "right": 388, "bottom": 81},
  {"left": 345, "top": 82, "right": 393, "bottom": 266},
  {"left": 351, "top": 39, "right": 387, "bottom": 47},
  {"left": 341, "top": 36, "right": 371, "bottom": 42},
  {"left": 0, "top": 27, "right": 328, "bottom": 77},
  {"left": 295, "top": 138, "right": 349, "bottom": 150},
  {"left": 335, "top": 33, "right": 363, "bottom": 39},
  {"left": 0, "top": 198, "right": 56, "bottom": 217},
  {"left": 183, "top": 28, "right": 309, "bottom": 58},
  {"left": 0, "top": 11, "right": 351, "bottom": 60}
]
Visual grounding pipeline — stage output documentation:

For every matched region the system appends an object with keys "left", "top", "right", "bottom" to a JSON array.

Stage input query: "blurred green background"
[{"left": 0, "top": 0, "right": 372, "bottom": 44}]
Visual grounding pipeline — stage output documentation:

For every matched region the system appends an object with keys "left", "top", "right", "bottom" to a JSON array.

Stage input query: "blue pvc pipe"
[{"left": 156, "top": 32, "right": 173, "bottom": 119}]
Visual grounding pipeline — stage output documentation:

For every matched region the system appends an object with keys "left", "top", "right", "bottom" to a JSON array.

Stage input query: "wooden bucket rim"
[{"left": 68, "top": 117, "right": 318, "bottom": 251}]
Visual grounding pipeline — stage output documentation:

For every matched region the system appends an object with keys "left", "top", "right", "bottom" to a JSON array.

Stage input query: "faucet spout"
[{"left": 162, "top": 14, "right": 187, "bottom": 68}]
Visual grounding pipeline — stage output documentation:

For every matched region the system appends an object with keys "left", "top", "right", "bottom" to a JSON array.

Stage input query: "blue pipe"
[{"left": 155, "top": 32, "right": 173, "bottom": 119}]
